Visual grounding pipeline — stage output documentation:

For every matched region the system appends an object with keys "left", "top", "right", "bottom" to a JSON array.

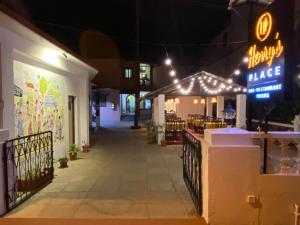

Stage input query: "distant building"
[{"left": 80, "top": 31, "right": 154, "bottom": 124}]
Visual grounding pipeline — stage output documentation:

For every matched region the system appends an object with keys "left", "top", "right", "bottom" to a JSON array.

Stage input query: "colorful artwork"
[{"left": 14, "top": 61, "right": 65, "bottom": 143}]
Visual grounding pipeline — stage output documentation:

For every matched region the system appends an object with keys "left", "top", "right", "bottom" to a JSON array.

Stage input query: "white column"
[
  {"left": 78, "top": 76, "right": 89, "bottom": 146},
  {"left": 206, "top": 97, "right": 213, "bottom": 117},
  {"left": 216, "top": 96, "right": 224, "bottom": 119},
  {"left": 236, "top": 94, "right": 247, "bottom": 128},
  {"left": 157, "top": 94, "right": 165, "bottom": 144},
  {"left": 0, "top": 129, "right": 9, "bottom": 215},
  {"left": 293, "top": 115, "right": 300, "bottom": 132},
  {"left": 2, "top": 45, "right": 14, "bottom": 138}
]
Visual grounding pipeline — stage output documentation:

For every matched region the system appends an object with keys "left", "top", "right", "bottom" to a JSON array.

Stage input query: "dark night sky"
[{"left": 2, "top": 0, "right": 230, "bottom": 66}]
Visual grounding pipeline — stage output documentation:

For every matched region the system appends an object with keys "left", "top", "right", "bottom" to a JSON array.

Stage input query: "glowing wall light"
[{"left": 41, "top": 49, "right": 61, "bottom": 67}]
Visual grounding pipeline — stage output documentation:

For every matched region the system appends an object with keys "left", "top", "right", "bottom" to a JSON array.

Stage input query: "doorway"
[{"left": 68, "top": 96, "right": 75, "bottom": 146}]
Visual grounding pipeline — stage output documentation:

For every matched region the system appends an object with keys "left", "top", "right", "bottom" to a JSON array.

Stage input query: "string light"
[
  {"left": 165, "top": 58, "right": 172, "bottom": 66},
  {"left": 234, "top": 69, "right": 241, "bottom": 76},
  {"left": 243, "top": 57, "right": 249, "bottom": 63},
  {"left": 163, "top": 52, "right": 248, "bottom": 96},
  {"left": 169, "top": 69, "right": 176, "bottom": 76}
]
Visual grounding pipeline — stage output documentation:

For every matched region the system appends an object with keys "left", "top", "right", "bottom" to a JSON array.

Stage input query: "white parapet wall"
[{"left": 202, "top": 128, "right": 300, "bottom": 225}]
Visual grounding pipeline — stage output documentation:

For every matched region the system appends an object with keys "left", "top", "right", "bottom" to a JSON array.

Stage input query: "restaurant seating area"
[
  {"left": 187, "top": 114, "right": 227, "bottom": 134},
  {"left": 165, "top": 113, "right": 186, "bottom": 144},
  {"left": 164, "top": 113, "right": 227, "bottom": 145}
]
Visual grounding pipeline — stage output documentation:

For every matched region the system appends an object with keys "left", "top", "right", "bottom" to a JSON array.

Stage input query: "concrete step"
[{"left": 0, "top": 218, "right": 207, "bottom": 225}]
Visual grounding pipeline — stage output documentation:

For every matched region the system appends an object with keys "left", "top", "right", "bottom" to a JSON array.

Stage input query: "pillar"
[
  {"left": 206, "top": 97, "right": 213, "bottom": 117},
  {"left": 0, "top": 129, "right": 9, "bottom": 215},
  {"left": 236, "top": 94, "right": 247, "bottom": 128},
  {"left": 157, "top": 94, "right": 165, "bottom": 144},
  {"left": 293, "top": 115, "right": 300, "bottom": 132},
  {"left": 216, "top": 96, "right": 224, "bottom": 119}
]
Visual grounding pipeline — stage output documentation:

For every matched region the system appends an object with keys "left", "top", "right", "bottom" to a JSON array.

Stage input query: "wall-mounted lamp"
[
  {"left": 211, "top": 97, "right": 217, "bottom": 103},
  {"left": 62, "top": 52, "right": 68, "bottom": 59},
  {"left": 193, "top": 99, "right": 198, "bottom": 104},
  {"left": 175, "top": 98, "right": 180, "bottom": 104},
  {"left": 200, "top": 99, "right": 206, "bottom": 104}
]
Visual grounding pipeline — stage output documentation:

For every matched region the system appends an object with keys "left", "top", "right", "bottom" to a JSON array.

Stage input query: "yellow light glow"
[
  {"left": 256, "top": 12, "right": 272, "bottom": 42},
  {"left": 200, "top": 99, "right": 205, "bottom": 104},
  {"left": 193, "top": 99, "right": 198, "bottom": 104},
  {"left": 248, "top": 40, "right": 284, "bottom": 69},
  {"left": 211, "top": 97, "right": 217, "bottom": 103},
  {"left": 248, "top": 12, "right": 284, "bottom": 69},
  {"left": 175, "top": 98, "right": 180, "bottom": 104}
]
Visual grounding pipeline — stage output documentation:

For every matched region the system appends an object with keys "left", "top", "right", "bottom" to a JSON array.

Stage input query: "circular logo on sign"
[{"left": 256, "top": 12, "right": 272, "bottom": 42}]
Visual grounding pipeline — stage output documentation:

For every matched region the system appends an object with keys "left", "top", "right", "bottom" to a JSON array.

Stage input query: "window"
[
  {"left": 140, "top": 63, "right": 151, "bottom": 86},
  {"left": 124, "top": 68, "right": 133, "bottom": 79},
  {"left": 139, "top": 91, "right": 152, "bottom": 109}
]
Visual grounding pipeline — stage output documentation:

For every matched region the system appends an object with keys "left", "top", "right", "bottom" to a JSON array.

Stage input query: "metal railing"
[
  {"left": 182, "top": 129, "right": 202, "bottom": 215},
  {"left": 3, "top": 131, "right": 53, "bottom": 212}
]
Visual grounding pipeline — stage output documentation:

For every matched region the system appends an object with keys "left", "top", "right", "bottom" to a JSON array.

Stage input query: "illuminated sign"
[
  {"left": 247, "top": 11, "right": 285, "bottom": 101},
  {"left": 256, "top": 12, "right": 272, "bottom": 42}
]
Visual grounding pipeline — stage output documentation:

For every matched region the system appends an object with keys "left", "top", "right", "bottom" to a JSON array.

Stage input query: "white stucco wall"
[
  {"left": 0, "top": 23, "right": 93, "bottom": 159},
  {"left": 100, "top": 90, "right": 121, "bottom": 122},
  {"left": 202, "top": 128, "right": 300, "bottom": 225}
]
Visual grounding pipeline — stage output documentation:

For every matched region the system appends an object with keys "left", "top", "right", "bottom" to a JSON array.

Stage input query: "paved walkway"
[{"left": 6, "top": 122, "right": 198, "bottom": 218}]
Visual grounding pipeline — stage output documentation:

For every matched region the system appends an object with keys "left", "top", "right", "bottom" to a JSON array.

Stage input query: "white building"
[{"left": 0, "top": 5, "right": 98, "bottom": 159}]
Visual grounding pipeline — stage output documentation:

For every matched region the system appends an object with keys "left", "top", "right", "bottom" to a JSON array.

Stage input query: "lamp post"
[{"left": 131, "top": 0, "right": 141, "bottom": 129}]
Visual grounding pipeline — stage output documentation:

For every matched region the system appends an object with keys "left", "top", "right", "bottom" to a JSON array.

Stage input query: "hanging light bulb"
[
  {"left": 243, "top": 57, "right": 249, "bottom": 63},
  {"left": 165, "top": 58, "right": 172, "bottom": 66},
  {"left": 234, "top": 69, "right": 241, "bottom": 76},
  {"left": 173, "top": 79, "right": 179, "bottom": 84},
  {"left": 227, "top": 78, "right": 233, "bottom": 84},
  {"left": 243, "top": 88, "right": 247, "bottom": 92},
  {"left": 169, "top": 69, "right": 176, "bottom": 76},
  {"left": 177, "top": 84, "right": 181, "bottom": 89}
]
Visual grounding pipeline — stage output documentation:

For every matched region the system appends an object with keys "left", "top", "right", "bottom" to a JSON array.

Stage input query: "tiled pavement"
[{"left": 6, "top": 122, "right": 198, "bottom": 219}]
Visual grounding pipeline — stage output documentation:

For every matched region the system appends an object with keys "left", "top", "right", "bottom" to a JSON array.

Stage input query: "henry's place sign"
[{"left": 247, "top": 11, "right": 285, "bottom": 101}]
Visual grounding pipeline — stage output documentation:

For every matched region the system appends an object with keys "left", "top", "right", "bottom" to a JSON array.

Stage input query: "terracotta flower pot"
[
  {"left": 82, "top": 145, "right": 89, "bottom": 153},
  {"left": 59, "top": 160, "right": 68, "bottom": 168},
  {"left": 69, "top": 153, "right": 77, "bottom": 160}
]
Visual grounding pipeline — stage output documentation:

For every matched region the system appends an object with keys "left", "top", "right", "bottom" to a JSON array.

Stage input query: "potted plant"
[
  {"left": 58, "top": 157, "right": 68, "bottom": 168},
  {"left": 68, "top": 144, "right": 79, "bottom": 160},
  {"left": 156, "top": 124, "right": 167, "bottom": 147},
  {"left": 16, "top": 166, "right": 42, "bottom": 192},
  {"left": 82, "top": 141, "right": 90, "bottom": 153},
  {"left": 146, "top": 122, "right": 156, "bottom": 144}
]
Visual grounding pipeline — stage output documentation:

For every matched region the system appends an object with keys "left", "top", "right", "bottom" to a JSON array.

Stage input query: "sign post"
[{"left": 246, "top": 0, "right": 295, "bottom": 173}]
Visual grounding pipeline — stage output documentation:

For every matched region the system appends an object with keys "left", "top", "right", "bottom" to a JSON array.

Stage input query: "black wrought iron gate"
[
  {"left": 3, "top": 131, "right": 54, "bottom": 212},
  {"left": 182, "top": 130, "right": 202, "bottom": 215}
]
